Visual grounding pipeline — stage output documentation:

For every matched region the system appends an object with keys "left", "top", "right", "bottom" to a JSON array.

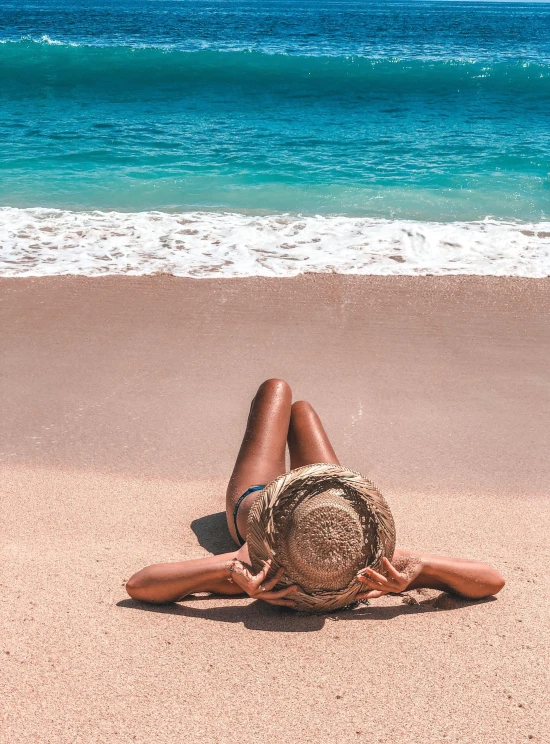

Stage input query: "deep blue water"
[{"left": 1, "top": 0, "right": 549, "bottom": 220}]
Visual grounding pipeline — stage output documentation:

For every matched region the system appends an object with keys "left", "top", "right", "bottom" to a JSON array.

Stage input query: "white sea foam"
[
  {"left": 1, "top": 207, "right": 549, "bottom": 278},
  {"left": 1, "top": 34, "right": 79, "bottom": 46}
]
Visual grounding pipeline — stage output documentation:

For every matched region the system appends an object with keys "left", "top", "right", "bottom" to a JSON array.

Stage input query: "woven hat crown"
[{"left": 247, "top": 463, "right": 396, "bottom": 613}]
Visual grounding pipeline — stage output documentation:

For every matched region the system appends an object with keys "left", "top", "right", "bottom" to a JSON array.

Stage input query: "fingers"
[
  {"left": 261, "top": 585, "right": 297, "bottom": 600},
  {"left": 357, "top": 565, "right": 398, "bottom": 598},
  {"left": 357, "top": 568, "right": 390, "bottom": 591},
  {"left": 229, "top": 560, "right": 299, "bottom": 609},
  {"left": 382, "top": 557, "right": 402, "bottom": 580},
  {"left": 357, "top": 560, "right": 410, "bottom": 597},
  {"left": 356, "top": 589, "right": 386, "bottom": 600},
  {"left": 262, "top": 566, "right": 285, "bottom": 592},
  {"left": 357, "top": 577, "right": 388, "bottom": 592},
  {"left": 362, "top": 567, "right": 388, "bottom": 585},
  {"left": 255, "top": 579, "right": 298, "bottom": 607},
  {"left": 249, "top": 560, "right": 272, "bottom": 591}
]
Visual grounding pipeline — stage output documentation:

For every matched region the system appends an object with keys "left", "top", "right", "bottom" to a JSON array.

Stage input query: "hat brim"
[{"left": 246, "top": 463, "right": 396, "bottom": 613}]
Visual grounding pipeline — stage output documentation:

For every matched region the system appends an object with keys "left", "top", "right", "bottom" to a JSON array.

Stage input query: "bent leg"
[
  {"left": 226, "top": 378, "right": 292, "bottom": 543},
  {"left": 287, "top": 400, "right": 340, "bottom": 469}
]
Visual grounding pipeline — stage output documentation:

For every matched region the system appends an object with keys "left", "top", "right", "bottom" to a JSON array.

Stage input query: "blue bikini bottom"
[{"left": 233, "top": 485, "right": 265, "bottom": 546}]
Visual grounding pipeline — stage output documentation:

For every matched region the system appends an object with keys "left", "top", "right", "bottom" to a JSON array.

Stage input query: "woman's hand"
[
  {"left": 356, "top": 556, "right": 423, "bottom": 599},
  {"left": 228, "top": 559, "right": 298, "bottom": 607}
]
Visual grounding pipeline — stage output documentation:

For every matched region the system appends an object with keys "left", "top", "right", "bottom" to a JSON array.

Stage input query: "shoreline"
[{"left": 2, "top": 209, "right": 550, "bottom": 278}]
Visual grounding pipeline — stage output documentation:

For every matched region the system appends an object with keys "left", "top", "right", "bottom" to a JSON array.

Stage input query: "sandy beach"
[{"left": 1, "top": 274, "right": 549, "bottom": 743}]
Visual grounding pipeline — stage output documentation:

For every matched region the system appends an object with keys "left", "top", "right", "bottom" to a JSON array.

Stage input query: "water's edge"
[{"left": 2, "top": 208, "right": 549, "bottom": 278}]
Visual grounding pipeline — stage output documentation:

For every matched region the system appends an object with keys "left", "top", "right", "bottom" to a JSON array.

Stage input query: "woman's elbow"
[
  {"left": 457, "top": 569, "right": 505, "bottom": 600},
  {"left": 488, "top": 573, "right": 506, "bottom": 596},
  {"left": 126, "top": 570, "right": 162, "bottom": 604},
  {"left": 475, "top": 571, "right": 506, "bottom": 599}
]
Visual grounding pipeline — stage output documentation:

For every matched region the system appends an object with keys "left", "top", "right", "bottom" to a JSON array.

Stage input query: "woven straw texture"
[{"left": 246, "top": 463, "right": 395, "bottom": 613}]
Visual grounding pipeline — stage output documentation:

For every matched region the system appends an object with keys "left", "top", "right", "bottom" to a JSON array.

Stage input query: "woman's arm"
[
  {"left": 126, "top": 550, "right": 244, "bottom": 604},
  {"left": 126, "top": 546, "right": 297, "bottom": 607},
  {"left": 357, "top": 549, "right": 505, "bottom": 600},
  {"left": 402, "top": 549, "right": 506, "bottom": 598}
]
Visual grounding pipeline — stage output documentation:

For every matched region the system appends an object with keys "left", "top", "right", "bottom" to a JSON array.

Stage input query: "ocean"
[{"left": 1, "top": 0, "right": 549, "bottom": 277}]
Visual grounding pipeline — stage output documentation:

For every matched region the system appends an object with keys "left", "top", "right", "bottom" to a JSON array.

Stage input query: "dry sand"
[{"left": 1, "top": 275, "right": 549, "bottom": 743}]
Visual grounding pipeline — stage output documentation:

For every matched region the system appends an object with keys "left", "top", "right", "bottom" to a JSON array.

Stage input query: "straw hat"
[{"left": 246, "top": 463, "right": 396, "bottom": 613}]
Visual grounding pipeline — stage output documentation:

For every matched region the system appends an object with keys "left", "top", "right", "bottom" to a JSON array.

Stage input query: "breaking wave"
[{"left": 1, "top": 208, "right": 549, "bottom": 278}]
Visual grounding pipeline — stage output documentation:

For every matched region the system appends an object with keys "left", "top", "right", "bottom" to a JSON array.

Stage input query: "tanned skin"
[{"left": 126, "top": 379, "right": 505, "bottom": 608}]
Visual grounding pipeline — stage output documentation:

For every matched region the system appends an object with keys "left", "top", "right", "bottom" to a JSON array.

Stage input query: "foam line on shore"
[{"left": 1, "top": 207, "right": 549, "bottom": 278}]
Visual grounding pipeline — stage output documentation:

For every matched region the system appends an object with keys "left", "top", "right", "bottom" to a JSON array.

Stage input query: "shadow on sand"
[
  {"left": 122, "top": 509, "right": 498, "bottom": 632},
  {"left": 190, "top": 511, "right": 235, "bottom": 555},
  {"left": 117, "top": 594, "right": 496, "bottom": 633}
]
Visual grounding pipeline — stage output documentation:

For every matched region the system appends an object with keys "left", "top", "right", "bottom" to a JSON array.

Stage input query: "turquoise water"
[
  {"left": 1, "top": 1, "right": 550, "bottom": 278},
  {"left": 1, "top": 0, "right": 550, "bottom": 221}
]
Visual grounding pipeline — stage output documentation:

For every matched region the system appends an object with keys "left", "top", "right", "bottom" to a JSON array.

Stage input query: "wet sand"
[{"left": 1, "top": 275, "right": 549, "bottom": 743}]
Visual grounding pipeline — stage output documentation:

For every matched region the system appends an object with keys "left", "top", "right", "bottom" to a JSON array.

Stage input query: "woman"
[{"left": 126, "top": 378, "right": 505, "bottom": 609}]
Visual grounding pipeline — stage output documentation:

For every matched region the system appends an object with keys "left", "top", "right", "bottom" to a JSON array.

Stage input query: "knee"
[
  {"left": 291, "top": 400, "right": 314, "bottom": 418},
  {"left": 258, "top": 378, "right": 291, "bottom": 398}
]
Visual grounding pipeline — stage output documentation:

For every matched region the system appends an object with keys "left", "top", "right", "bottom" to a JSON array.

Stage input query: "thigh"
[
  {"left": 226, "top": 379, "right": 292, "bottom": 540},
  {"left": 287, "top": 400, "right": 340, "bottom": 469}
]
